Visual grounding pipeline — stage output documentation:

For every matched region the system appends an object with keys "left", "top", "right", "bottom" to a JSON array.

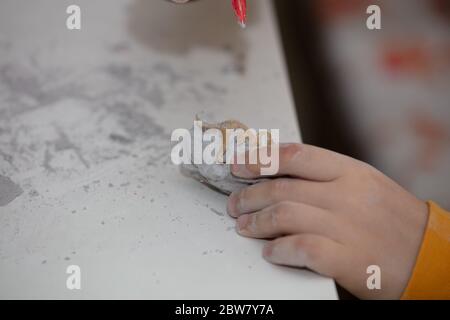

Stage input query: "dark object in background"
[
  {"left": 432, "top": 0, "right": 450, "bottom": 19},
  {"left": 273, "top": 0, "right": 366, "bottom": 163}
]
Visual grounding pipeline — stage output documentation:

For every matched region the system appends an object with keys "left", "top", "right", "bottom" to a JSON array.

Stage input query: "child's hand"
[{"left": 227, "top": 144, "right": 428, "bottom": 299}]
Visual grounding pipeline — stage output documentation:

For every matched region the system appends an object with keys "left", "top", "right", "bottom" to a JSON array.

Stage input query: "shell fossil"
[{"left": 180, "top": 116, "right": 270, "bottom": 195}]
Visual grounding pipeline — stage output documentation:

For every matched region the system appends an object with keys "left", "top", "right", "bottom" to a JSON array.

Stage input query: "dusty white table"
[{"left": 0, "top": 0, "right": 337, "bottom": 299}]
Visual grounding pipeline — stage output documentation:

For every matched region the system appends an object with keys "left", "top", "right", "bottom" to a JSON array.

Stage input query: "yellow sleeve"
[{"left": 402, "top": 201, "right": 450, "bottom": 300}]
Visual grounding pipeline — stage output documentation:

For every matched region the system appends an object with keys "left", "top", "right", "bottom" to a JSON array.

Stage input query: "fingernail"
[
  {"left": 263, "top": 243, "right": 274, "bottom": 259},
  {"left": 237, "top": 214, "right": 250, "bottom": 232},
  {"left": 264, "top": 243, "right": 282, "bottom": 264},
  {"left": 231, "top": 164, "right": 254, "bottom": 178},
  {"left": 264, "top": 243, "right": 308, "bottom": 266},
  {"left": 227, "top": 192, "right": 239, "bottom": 216}
]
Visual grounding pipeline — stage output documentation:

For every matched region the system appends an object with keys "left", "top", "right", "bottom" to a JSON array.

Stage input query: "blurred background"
[{"left": 275, "top": 0, "right": 450, "bottom": 210}]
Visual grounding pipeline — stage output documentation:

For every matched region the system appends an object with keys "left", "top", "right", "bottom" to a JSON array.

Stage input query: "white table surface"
[{"left": 0, "top": 0, "right": 337, "bottom": 299}]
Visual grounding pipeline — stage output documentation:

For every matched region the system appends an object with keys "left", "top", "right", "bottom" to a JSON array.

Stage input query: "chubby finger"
[
  {"left": 262, "top": 234, "right": 350, "bottom": 279},
  {"left": 236, "top": 201, "right": 335, "bottom": 239},
  {"left": 227, "top": 178, "right": 331, "bottom": 217},
  {"left": 232, "top": 143, "right": 355, "bottom": 182}
]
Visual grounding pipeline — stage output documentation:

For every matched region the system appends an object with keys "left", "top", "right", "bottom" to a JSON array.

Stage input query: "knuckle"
[
  {"left": 281, "top": 143, "right": 303, "bottom": 162},
  {"left": 355, "top": 161, "right": 379, "bottom": 181},
  {"left": 294, "top": 236, "right": 323, "bottom": 263},
  {"left": 366, "top": 164, "right": 384, "bottom": 183},
  {"left": 344, "top": 163, "right": 385, "bottom": 206}
]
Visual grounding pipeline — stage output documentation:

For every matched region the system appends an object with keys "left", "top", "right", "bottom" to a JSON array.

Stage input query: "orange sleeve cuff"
[{"left": 402, "top": 201, "right": 450, "bottom": 300}]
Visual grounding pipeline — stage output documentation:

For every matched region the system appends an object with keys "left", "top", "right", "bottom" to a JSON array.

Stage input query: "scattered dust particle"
[
  {"left": 109, "top": 133, "right": 134, "bottom": 145},
  {"left": 202, "top": 251, "right": 208, "bottom": 255},
  {"left": 64, "top": 257, "right": 70, "bottom": 261},
  {"left": 41, "top": 260, "right": 47, "bottom": 264},
  {"left": 150, "top": 198, "right": 155, "bottom": 203},
  {"left": 101, "top": 221, "right": 105, "bottom": 225},
  {"left": 210, "top": 208, "right": 225, "bottom": 216},
  {"left": 71, "top": 210, "right": 77, "bottom": 214},
  {"left": 29, "top": 189, "right": 39, "bottom": 197},
  {"left": 108, "top": 183, "right": 114, "bottom": 188}
]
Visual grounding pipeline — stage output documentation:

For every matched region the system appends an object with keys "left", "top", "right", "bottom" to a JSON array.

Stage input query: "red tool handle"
[{"left": 232, "top": 0, "right": 247, "bottom": 27}]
